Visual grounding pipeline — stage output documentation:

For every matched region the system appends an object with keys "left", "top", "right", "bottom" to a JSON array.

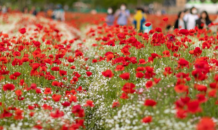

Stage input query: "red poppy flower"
[
  {"left": 44, "top": 88, "right": 52, "bottom": 95},
  {"left": 176, "top": 109, "right": 187, "bottom": 119},
  {"left": 15, "top": 90, "right": 22, "bottom": 96},
  {"left": 115, "top": 65, "right": 124, "bottom": 71},
  {"left": 84, "top": 100, "right": 94, "bottom": 107},
  {"left": 178, "top": 58, "right": 189, "bottom": 68},
  {"left": 120, "top": 93, "right": 128, "bottom": 99},
  {"left": 50, "top": 109, "right": 64, "bottom": 118},
  {"left": 86, "top": 71, "right": 92, "bottom": 77},
  {"left": 187, "top": 100, "right": 201, "bottom": 113},
  {"left": 139, "top": 59, "right": 147, "bottom": 64},
  {"left": 136, "top": 72, "right": 144, "bottom": 78},
  {"left": 3, "top": 84, "right": 15, "bottom": 91},
  {"left": 119, "top": 73, "right": 130, "bottom": 80},
  {"left": 112, "top": 101, "right": 120, "bottom": 108},
  {"left": 145, "top": 80, "right": 153, "bottom": 88},
  {"left": 59, "top": 70, "right": 67, "bottom": 76},
  {"left": 179, "top": 29, "right": 189, "bottom": 35},
  {"left": 144, "top": 99, "right": 157, "bottom": 107},
  {"left": 19, "top": 28, "right": 26, "bottom": 34},
  {"left": 51, "top": 67, "right": 59, "bottom": 71},
  {"left": 72, "top": 105, "right": 85, "bottom": 117},
  {"left": 174, "top": 84, "right": 188, "bottom": 93},
  {"left": 122, "top": 83, "right": 135, "bottom": 94},
  {"left": 145, "top": 22, "right": 151, "bottom": 27},
  {"left": 141, "top": 116, "right": 152, "bottom": 123},
  {"left": 52, "top": 94, "right": 61, "bottom": 102},
  {"left": 61, "top": 102, "right": 71, "bottom": 107},
  {"left": 197, "top": 117, "right": 215, "bottom": 130},
  {"left": 102, "top": 69, "right": 114, "bottom": 78},
  {"left": 52, "top": 81, "right": 60, "bottom": 87},
  {"left": 163, "top": 17, "right": 168, "bottom": 21},
  {"left": 194, "top": 84, "right": 207, "bottom": 92},
  {"left": 155, "top": 27, "right": 162, "bottom": 32},
  {"left": 13, "top": 109, "right": 23, "bottom": 120}
]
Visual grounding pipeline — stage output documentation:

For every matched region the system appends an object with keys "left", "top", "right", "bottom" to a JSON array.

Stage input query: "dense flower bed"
[{"left": 0, "top": 13, "right": 218, "bottom": 130}]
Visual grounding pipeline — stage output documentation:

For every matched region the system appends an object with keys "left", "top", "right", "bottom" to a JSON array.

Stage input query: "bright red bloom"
[
  {"left": 163, "top": 67, "right": 172, "bottom": 76},
  {"left": 52, "top": 81, "right": 60, "bottom": 87},
  {"left": 120, "top": 92, "right": 129, "bottom": 99},
  {"left": 194, "top": 84, "right": 207, "bottom": 92},
  {"left": 0, "top": 109, "right": 13, "bottom": 118},
  {"left": 145, "top": 66, "right": 155, "bottom": 79},
  {"left": 51, "top": 67, "right": 59, "bottom": 71},
  {"left": 174, "top": 84, "right": 188, "bottom": 93},
  {"left": 139, "top": 59, "right": 147, "bottom": 64},
  {"left": 50, "top": 109, "right": 64, "bottom": 118},
  {"left": 3, "top": 84, "right": 15, "bottom": 91},
  {"left": 115, "top": 65, "right": 124, "bottom": 71},
  {"left": 14, "top": 109, "right": 23, "bottom": 120},
  {"left": 145, "top": 80, "right": 153, "bottom": 88},
  {"left": 187, "top": 100, "right": 201, "bottom": 113},
  {"left": 86, "top": 71, "right": 92, "bottom": 77},
  {"left": 141, "top": 116, "right": 152, "bottom": 123},
  {"left": 44, "top": 88, "right": 52, "bottom": 95},
  {"left": 112, "top": 101, "right": 120, "bottom": 108},
  {"left": 193, "top": 47, "right": 202, "bottom": 57},
  {"left": 102, "top": 69, "right": 114, "bottom": 78},
  {"left": 61, "top": 102, "right": 71, "bottom": 107},
  {"left": 176, "top": 109, "right": 187, "bottom": 119},
  {"left": 15, "top": 90, "right": 22, "bottom": 97},
  {"left": 197, "top": 94, "right": 207, "bottom": 103},
  {"left": 52, "top": 94, "right": 61, "bottom": 102},
  {"left": 155, "top": 27, "right": 162, "bottom": 32},
  {"left": 136, "top": 72, "right": 144, "bottom": 78},
  {"left": 179, "top": 29, "right": 189, "bottom": 35},
  {"left": 145, "top": 22, "right": 151, "bottom": 27},
  {"left": 122, "top": 83, "right": 135, "bottom": 94},
  {"left": 197, "top": 117, "right": 215, "bottom": 130},
  {"left": 144, "top": 99, "right": 157, "bottom": 107},
  {"left": 19, "top": 28, "right": 26, "bottom": 34},
  {"left": 163, "top": 17, "right": 168, "bottom": 21},
  {"left": 72, "top": 105, "right": 85, "bottom": 117},
  {"left": 59, "top": 70, "right": 67, "bottom": 76},
  {"left": 13, "top": 72, "right": 21, "bottom": 77},
  {"left": 84, "top": 100, "right": 94, "bottom": 107},
  {"left": 119, "top": 73, "right": 130, "bottom": 80},
  {"left": 178, "top": 58, "right": 189, "bottom": 68}
]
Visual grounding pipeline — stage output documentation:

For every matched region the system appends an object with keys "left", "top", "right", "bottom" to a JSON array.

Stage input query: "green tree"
[{"left": 89, "top": 0, "right": 163, "bottom": 9}]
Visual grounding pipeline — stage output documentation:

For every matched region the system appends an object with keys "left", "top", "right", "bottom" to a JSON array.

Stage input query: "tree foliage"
[{"left": 2, "top": 0, "right": 163, "bottom": 9}]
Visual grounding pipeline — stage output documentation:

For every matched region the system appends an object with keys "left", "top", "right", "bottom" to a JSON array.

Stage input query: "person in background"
[
  {"left": 106, "top": 7, "right": 115, "bottom": 26},
  {"left": 211, "top": 12, "right": 218, "bottom": 32},
  {"left": 23, "top": 7, "right": 29, "bottom": 14},
  {"left": 30, "top": 6, "right": 38, "bottom": 16},
  {"left": 196, "top": 11, "right": 211, "bottom": 29},
  {"left": 2, "top": 5, "right": 7, "bottom": 14},
  {"left": 47, "top": 8, "right": 53, "bottom": 19},
  {"left": 53, "top": 4, "right": 65, "bottom": 21},
  {"left": 115, "top": 3, "right": 130, "bottom": 26},
  {"left": 174, "top": 11, "right": 186, "bottom": 30},
  {"left": 166, "top": 25, "right": 174, "bottom": 34},
  {"left": 184, "top": 7, "right": 199, "bottom": 30},
  {"left": 133, "top": 7, "right": 146, "bottom": 32}
]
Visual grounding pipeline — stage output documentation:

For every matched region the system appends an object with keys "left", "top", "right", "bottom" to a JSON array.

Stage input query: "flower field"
[{"left": 0, "top": 13, "right": 218, "bottom": 130}]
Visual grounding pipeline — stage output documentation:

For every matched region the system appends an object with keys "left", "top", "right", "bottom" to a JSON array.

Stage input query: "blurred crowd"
[
  {"left": 0, "top": 4, "right": 65, "bottom": 22},
  {"left": 105, "top": 4, "right": 150, "bottom": 32},
  {"left": 105, "top": 4, "right": 218, "bottom": 33},
  {"left": 1, "top": 3, "right": 218, "bottom": 33}
]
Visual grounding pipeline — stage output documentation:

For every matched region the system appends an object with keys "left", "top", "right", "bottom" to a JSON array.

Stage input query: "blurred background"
[
  {"left": 1, "top": 0, "right": 218, "bottom": 32},
  {"left": 1, "top": 0, "right": 218, "bottom": 14}
]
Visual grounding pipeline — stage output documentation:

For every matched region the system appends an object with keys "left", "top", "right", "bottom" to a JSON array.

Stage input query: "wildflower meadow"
[{"left": 0, "top": 13, "right": 218, "bottom": 130}]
